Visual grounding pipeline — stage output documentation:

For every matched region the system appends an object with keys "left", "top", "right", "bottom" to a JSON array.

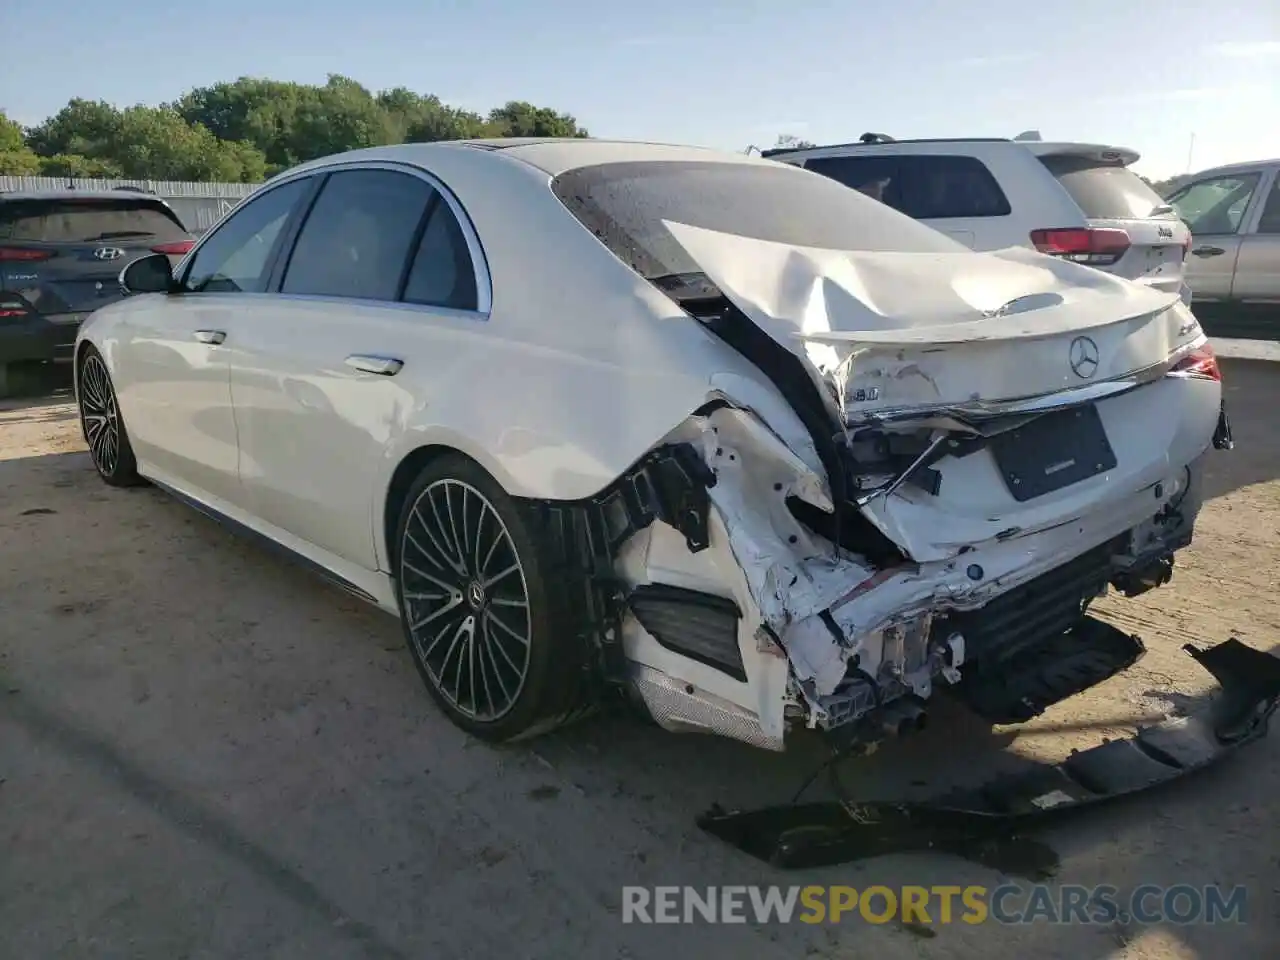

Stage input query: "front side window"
[
  {"left": 183, "top": 178, "right": 312, "bottom": 293},
  {"left": 281, "top": 169, "right": 435, "bottom": 301},
  {"left": 1169, "top": 174, "right": 1261, "bottom": 235}
]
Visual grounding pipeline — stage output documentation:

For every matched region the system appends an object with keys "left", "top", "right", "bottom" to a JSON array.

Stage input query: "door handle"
[
  {"left": 1191, "top": 245, "right": 1225, "bottom": 258},
  {"left": 345, "top": 354, "right": 404, "bottom": 376},
  {"left": 194, "top": 329, "right": 226, "bottom": 345}
]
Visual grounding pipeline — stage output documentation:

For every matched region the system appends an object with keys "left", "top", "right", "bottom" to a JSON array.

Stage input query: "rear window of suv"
[
  {"left": 1037, "top": 155, "right": 1170, "bottom": 221},
  {"left": 551, "top": 159, "right": 963, "bottom": 282},
  {"left": 0, "top": 198, "right": 188, "bottom": 244}
]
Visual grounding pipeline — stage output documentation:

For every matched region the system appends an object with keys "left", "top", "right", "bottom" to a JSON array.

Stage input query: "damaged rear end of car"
[{"left": 545, "top": 154, "right": 1232, "bottom": 753}]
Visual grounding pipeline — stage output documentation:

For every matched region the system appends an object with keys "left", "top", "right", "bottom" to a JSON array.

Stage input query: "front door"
[{"left": 119, "top": 176, "right": 315, "bottom": 506}]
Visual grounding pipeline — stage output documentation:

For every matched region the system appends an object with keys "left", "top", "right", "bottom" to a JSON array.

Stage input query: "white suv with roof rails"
[{"left": 764, "top": 132, "right": 1192, "bottom": 301}]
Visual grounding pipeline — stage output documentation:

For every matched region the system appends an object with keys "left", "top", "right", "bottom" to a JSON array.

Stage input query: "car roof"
[
  {"left": 280, "top": 138, "right": 773, "bottom": 180},
  {"left": 765, "top": 137, "right": 1140, "bottom": 167},
  {"left": 0, "top": 189, "right": 168, "bottom": 202},
  {"left": 1178, "top": 158, "right": 1280, "bottom": 179}
]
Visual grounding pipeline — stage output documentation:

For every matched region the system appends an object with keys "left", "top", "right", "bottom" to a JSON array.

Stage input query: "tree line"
[{"left": 0, "top": 74, "right": 589, "bottom": 182}]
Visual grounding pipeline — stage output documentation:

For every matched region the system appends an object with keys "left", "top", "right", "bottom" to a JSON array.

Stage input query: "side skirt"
[{"left": 150, "top": 478, "right": 382, "bottom": 607}]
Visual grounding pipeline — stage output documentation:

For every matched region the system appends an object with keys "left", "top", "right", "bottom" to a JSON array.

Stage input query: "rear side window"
[
  {"left": 282, "top": 169, "right": 434, "bottom": 301},
  {"left": 1256, "top": 178, "right": 1280, "bottom": 235},
  {"left": 0, "top": 198, "right": 188, "bottom": 243},
  {"left": 1039, "top": 156, "right": 1169, "bottom": 221},
  {"left": 804, "top": 155, "right": 1011, "bottom": 220},
  {"left": 552, "top": 159, "right": 960, "bottom": 282}
]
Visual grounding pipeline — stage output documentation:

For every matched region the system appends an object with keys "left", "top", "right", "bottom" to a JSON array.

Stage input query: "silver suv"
[{"left": 1166, "top": 159, "right": 1280, "bottom": 335}]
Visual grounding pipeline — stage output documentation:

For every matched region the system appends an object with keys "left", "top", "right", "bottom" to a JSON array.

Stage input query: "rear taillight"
[
  {"left": 1030, "top": 227, "right": 1132, "bottom": 266},
  {"left": 1168, "top": 344, "right": 1222, "bottom": 382},
  {"left": 151, "top": 240, "right": 195, "bottom": 256},
  {"left": 0, "top": 247, "right": 55, "bottom": 262},
  {"left": 0, "top": 295, "right": 34, "bottom": 319}
]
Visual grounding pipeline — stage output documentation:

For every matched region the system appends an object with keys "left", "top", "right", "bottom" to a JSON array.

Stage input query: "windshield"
[
  {"left": 1038, "top": 156, "right": 1171, "bottom": 220},
  {"left": 551, "top": 159, "right": 964, "bottom": 283},
  {"left": 0, "top": 198, "right": 188, "bottom": 244}
]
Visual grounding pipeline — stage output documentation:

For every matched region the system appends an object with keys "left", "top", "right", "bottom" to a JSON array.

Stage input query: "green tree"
[
  {"left": 21, "top": 79, "right": 591, "bottom": 182},
  {"left": 37, "top": 154, "right": 123, "bottom": 178},
  {"left": 774, "top": 133, "right": 815, "bottom": 149},
  {"left": 487, "top": 101, "right": 589, "bottom": 138},
  {"left": 0, "top": 109, "right": 42, "bottom": 175}
]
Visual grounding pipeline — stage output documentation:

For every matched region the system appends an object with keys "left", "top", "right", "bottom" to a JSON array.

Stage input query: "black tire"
[
  {"left": 77, "top": 345, "right": 143, "bottom": 487},
  {"left": 393, "top": 454, "right": 590, "bottom": 742}
]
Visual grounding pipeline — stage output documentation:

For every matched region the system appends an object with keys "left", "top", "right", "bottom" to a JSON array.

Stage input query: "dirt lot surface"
[{"left": 2, "top": 361, "right": 1277, "bottom": 960}]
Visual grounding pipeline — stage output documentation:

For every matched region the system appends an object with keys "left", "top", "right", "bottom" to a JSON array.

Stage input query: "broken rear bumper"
[{"left": 698, "top": 638, "right": 1280, "bottom": 872}]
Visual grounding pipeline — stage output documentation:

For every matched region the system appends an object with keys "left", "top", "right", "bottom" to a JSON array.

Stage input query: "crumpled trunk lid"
[{"left": 664, "top": 221, "right": 1200, "bottom": 417}]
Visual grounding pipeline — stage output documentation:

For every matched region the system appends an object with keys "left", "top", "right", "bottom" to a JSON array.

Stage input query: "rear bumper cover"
[
  {"left": 0, "top": 312, "right": 83, "bottom": 364},
  {"left": 699, "top": 637, "right": 1280, "bottom": 872}
]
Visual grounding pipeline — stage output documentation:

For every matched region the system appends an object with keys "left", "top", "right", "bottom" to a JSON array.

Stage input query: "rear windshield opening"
[
  {"left": 1038, "top": 155, "right": 1171, "bottom": 221},
  {"left": 0, "top": 199, "right": 189, "bottom": 244},
  {"left": 550, "top": 159, "right": 963, "bottom": 285}
]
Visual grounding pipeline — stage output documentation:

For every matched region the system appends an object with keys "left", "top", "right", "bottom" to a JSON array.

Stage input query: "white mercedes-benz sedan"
[{"left": 75, "top": 138, "right": 1232, "bottom": 752}]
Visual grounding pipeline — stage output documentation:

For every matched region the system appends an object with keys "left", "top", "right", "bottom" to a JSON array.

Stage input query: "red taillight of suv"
[
  {"left": 0, "top": 247, "right": 55, "bottom": 262},
  {"left": 1030, "top": 227, "right": 1131, "bottom": 266},
  {"left": 151, "top": 240, "right": 195, "bottom": 256},
  {"left": 1168, "top": 344, "right": 1222, "bottom": 382}
]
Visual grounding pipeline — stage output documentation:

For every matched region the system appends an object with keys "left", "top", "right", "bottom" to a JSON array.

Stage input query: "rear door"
[
  {"left": 1165, "top": 170, "right": 1266, "bottom": 302},
  {"left": 1220, "top": 168, "right": 1280, "bottom": 303},
  {"left": 227, "top": 165, "right": 483, "bottom": 569},
  {"left": 1036, "top": 151, "right": 1189, "bottom": 295},
  {"left": 0, "top": 195, "right": 192, "bottom": 327}
]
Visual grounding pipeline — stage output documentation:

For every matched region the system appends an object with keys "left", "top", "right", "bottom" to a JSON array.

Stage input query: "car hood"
[{"left": 663, "top": 221, "right": 1201, "bottom": 418}]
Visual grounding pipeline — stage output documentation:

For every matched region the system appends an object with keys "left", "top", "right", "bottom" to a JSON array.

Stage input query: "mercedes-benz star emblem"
[
  {"left": 92, "top": 247, "right": 126, "bottom": 261},
  {"left": 1069, "top": 335, "right": 1100, "bottom": 379}
]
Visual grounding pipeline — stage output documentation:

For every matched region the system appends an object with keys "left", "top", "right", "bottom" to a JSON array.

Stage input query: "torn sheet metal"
[
  {"left": 698, "top": 638, "right": 1280, "bottom": 871},
  {"left": 663, "top": 220, "right": 1202, "bottom": 414}
]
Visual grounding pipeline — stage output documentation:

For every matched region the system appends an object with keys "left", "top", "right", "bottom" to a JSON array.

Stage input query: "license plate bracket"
[{"left": 990, "top": 404, "right": 1117, "bottom": 502}]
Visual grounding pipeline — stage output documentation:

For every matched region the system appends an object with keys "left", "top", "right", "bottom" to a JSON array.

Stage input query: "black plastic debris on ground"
[{"left": 698, "top": 638, "right": 1280, "bottom": 877}]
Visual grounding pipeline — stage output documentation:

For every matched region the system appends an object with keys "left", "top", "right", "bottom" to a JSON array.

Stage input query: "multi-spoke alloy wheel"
[
  {"left": 80, "top": 354, "right": 120, "bottom": 475},
  {"left": 394, "top": 455, "right": 589, "bottom": 741},
  {"left": 400, "top": 478, "right": 532, "bottom": 722},
  {"left": 77, "top": 346, "right": 140, "bottom": 486}
]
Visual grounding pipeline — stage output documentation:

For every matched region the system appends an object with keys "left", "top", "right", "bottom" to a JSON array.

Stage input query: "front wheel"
[
  {"left": 77, "top": 345, "right": 142, "bottom": 487},
  {"left": 393, "top": 454, "right": 590, "bottom": 742}
]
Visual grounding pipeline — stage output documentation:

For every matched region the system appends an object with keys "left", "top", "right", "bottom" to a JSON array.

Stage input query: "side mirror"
[{"left": 119, "top": 253, "right": 176, "bottom": 296}]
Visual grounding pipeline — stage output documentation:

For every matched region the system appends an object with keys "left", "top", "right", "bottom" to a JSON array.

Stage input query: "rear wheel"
[
  {"left": 77, "top": 346, "right": 142, "bottom": 487},
  {"left": 394, "top": 454, "right": 590, "bottom": 741}
]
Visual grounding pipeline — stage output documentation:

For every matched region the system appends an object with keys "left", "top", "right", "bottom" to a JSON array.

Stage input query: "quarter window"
[
  {"left": 401, "top": 200, "right": 479, "bottom": 311},
  {"left": 281, "top": 169, "right": 434, "bottom": 301},
  {"left": 183, "top": 178, "right": 311, "bottom": 293}
]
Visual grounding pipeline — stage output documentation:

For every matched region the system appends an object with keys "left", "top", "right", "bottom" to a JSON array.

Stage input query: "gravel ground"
[{"left": 1, "top": 359, "right": 1276, "bottom": 960}]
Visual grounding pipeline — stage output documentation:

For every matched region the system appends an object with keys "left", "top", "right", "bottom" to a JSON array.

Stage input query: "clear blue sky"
[{"left": 2, "top": 0, "right": 1276, "bottom": 178}]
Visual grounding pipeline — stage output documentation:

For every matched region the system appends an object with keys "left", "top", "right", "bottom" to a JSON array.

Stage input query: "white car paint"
[{"left": 77, "top": 139, "right": 1225, "bottom": 751}]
